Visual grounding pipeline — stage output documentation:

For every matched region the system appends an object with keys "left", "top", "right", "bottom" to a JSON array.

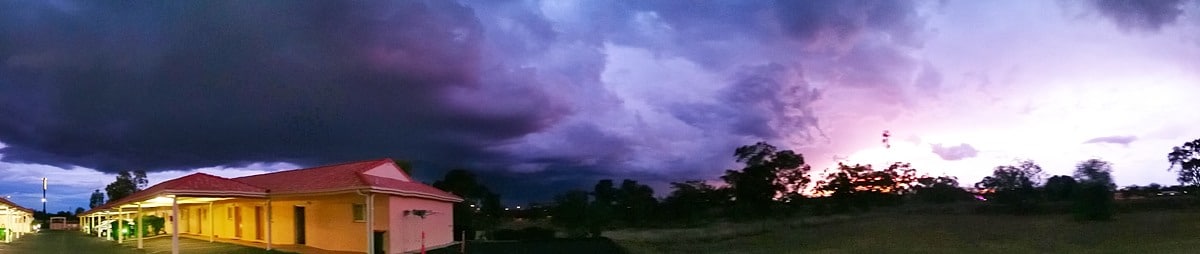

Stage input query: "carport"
[
  {"left": 0, "top": 197, "right": 34, "bottom": 243},
  {"left": 80, "top": 173, "right": 268, "bottom": 254}
]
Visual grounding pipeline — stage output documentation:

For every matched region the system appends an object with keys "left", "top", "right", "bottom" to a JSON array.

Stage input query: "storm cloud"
[
  {"left": 1087, "top": 0, "right": 1194, "bottom": 32},
  {"left": 0, "top": 1, "right": 567, "bottom": 172},
  {"left": 0, "top": 0, "right": 946, "bottom": 202},
  {"left": 9, "top": 0, "right": 1190, "bottom": 206}
]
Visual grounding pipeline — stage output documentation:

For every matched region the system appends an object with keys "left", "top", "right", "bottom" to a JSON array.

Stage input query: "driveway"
[{"left": 0, "top": 231, "right": 289, "bottom": 254}]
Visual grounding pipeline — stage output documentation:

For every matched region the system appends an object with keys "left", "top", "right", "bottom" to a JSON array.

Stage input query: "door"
[
  {"left": 234, "top": 206, "right": 242, "bottom": 238},
  {"left": 294, "top": 206, "right": 306, "bottom": 244},
  {"left": 254, "top": 207, "right": 263, "bottom": 240},
  {"left": 374, "top": 231, "right": 386, "bottom": 254}
]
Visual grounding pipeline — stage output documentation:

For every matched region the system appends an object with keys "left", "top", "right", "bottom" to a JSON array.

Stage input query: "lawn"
[{"left": 610, "top": 210, "right": 1200, "bottom": 254}]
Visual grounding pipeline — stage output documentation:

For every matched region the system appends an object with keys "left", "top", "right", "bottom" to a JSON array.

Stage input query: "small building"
[
  {"left": 0, "top": 197, "right": 35, "bottom": 243},
  {"left": 79, "top": 158, "right": 462, "bottom": 254}
]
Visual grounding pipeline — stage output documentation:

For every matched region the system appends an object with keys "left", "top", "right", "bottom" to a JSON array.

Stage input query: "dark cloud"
[
  {"left": 1088, "top": 0, "right": 1191, "bottom": 32},
  {"left": 0, "top": 1, "right": 567, "bottom": 172},
  {"left": 1084, "top": 135, "right": 1137, "bottom": 146},
  {"left": 930, "top": 143, "right": 978, "bottom": 161},
  {"left": 0, "top": 0, "right": 938, "bottom": 204},
  {"left": 672, "top": 63, "right": 822, "bottom": 141}
]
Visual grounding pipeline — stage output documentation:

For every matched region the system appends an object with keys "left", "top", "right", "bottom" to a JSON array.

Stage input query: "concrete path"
[
  {"left": 0, "top": 231, "right": 290, "bottom": 254},
  {"left": 0, "top": 230, "right": 135, "bottom": 254}
]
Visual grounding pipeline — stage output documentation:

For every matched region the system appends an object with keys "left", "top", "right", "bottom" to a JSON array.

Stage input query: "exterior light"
[
  {"left": 516, "top": 206, "right": 521, "bottom": 209},
  {"left": 41, "top": 198, "right": 46, "bottom": 203}
]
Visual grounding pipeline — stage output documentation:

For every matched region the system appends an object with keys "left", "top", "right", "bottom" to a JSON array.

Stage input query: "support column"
[
  {"left": 96, "top": 214, "right": 103, "bottom": 237},
  {"left": 366, "top": 193, "right": 375, "bottom": 254},
  {"left": 208, "top": 202, "right": 214, "bottom": 242},
  {"left": 4, "top": 208, "right": 11, "bottom": 243},
  {"left": 172, "top": 197, "right": 180, "bottom": 254},
  {"left": 266, "top": 198, "right": 272, "bottom": 250},
  {"left": 118, "top": 207, "right": 124, "bottom": 244},
  {"left": 137, "top": 203, "right": 143, "bottom": 249}
]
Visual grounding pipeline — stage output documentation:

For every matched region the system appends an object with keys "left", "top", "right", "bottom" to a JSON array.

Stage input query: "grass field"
[{"left": 610, "top": 210, "right": 1200, "bottom": 254}]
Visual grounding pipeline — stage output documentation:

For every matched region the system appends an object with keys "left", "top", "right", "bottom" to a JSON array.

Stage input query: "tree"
[
  {"left": 74, "top": 207, "right": 85, "bottom": 216},
  {"left": 1073, "top": 159, "right": 1116, "bottom": 221},
  {"left": 395, "top": 160, "right": 414, "bottom": 176},
  {"left": 551, "top": 190, "right": 591, "bottom": 238},
  {"left": 816, "top": 162, "right": 919, "bottom": 211},
  {"left": 721, "top": 142, "right": 808, "bottom": 219},
  {"left": 589, "top": 179, "right": 616, "bottom": 236},
  {"left": 615, "top": 179, "right": 657, "bottom": 227},
  {"left": 1168, "top": 139, "right": 1200, "bottom": 186},
  {"left": 975, "top": 160, "right": 1046, "bottom": 213},
  {"left": 89, "top": 190, "right": 105, "bottom": 208},
  {"left": 1043, "top": 175, "right": 1078, "bottom": 201},
  {"left": 105, "top": 171, "right": 139, "bottom": 202},
  {"left": 913, "top": 175, "right": 972, "bottom": 204},
  {"left": 662, "top": 180, "right": 723, "bottom": 225},
  {"left": 133, "top": 170, "right": 148, "bottom": 190},
  {"left": 432, "top": 169, "right": 501, "bottom": 240}
]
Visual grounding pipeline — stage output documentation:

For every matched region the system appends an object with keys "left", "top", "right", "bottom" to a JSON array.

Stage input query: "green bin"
[{"left": 0, "top": 227, "right": 7, "bottom": 241}]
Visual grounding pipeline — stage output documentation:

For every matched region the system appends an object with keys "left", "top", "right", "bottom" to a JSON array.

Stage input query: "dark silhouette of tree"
[
  {"left": 551, "top": 189, "right": 591, "bottom": 237},
  {"left": 1073, "top": 159, "right": 1116, "bottom": 221},
  {"left": 105, "top": 171, "right": 139, "bottom": 202},
  {"left": 615, "top": 179, "right": 657, "bottom": 227},
  {"left": 589, "top": 179, "right": 616, "bottom": 236},
  {"left": 1043, "top": 175, "right": 1078, "bottom": 201},
  {"left": 913, "top": 175, "right": 972, "bottom": 204},
  {"left": 395, "top": 160, "right": 414, "bottom": 176},
  {"left": 662, "top": 180, "right": 724, "bottom": 225},
  {"left": 975, "top": 160, "right": 1046, "bottom": 213},
  {"left": 1147, "top": 183, "right": 1164, "bottom": 193},
  {"left": 816, "top": 162, "right": 919, "bottom": 211},
  {"left": 721, "top": 142, "right": 807, "bottom": 219},
  {"left": 132, "top": 170, "right": 148, "bottom": 190},
  {"left": 433, "top": 169, "right": 502, "bottom": 240},
  {"left": 74, "top": 207, "right": 85, "bottom": 216},
  {"left": 89, "top": 189, "right": 105, "bottom": 208},
  {"left": 1168, "top": 139, "right": 1200, "bottom": 186}
]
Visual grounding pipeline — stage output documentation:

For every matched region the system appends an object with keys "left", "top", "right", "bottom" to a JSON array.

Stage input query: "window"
[{"left": 352, "top": 204, "right": 365, "bottom": 222}]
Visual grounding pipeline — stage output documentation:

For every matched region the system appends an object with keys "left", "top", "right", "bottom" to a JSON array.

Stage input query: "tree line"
[{"left": 483, "top": 137, "right": 1200, "bottom": 238}]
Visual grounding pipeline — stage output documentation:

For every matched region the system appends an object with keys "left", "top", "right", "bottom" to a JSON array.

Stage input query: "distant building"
[{"left": 79, "top": 158, "right": 462, "bottom": 254}]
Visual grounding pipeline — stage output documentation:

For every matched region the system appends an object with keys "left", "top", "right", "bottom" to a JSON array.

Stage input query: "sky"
[{"left": 1, "top": 0, "right": 1199, "bottom": 212}]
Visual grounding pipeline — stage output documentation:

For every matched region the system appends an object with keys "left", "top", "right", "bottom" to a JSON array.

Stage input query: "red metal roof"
[
  {"left": 234, "top": 158, "right": 461, "bottom": 201},
  {"left": 84, "top": 158, "right": 461, "bottom": 215},
  {"left": 92, "top": 172, "right": 269, "bottom": 212},
  {"left": 233, "top": 159, "right": 390, "bottom": 193},
  {"left": 0, "top": 197, "right": 34, "bottom": 213}
]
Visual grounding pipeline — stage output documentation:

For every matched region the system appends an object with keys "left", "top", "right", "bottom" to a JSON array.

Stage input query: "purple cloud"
[
  {"left": 1088, "top": 0, "right": 1192, "bottom": 32},
  {"left": 1084, "top": 135, "right": 1138, "bottom": 146}
]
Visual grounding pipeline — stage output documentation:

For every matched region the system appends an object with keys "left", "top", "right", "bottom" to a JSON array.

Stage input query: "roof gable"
[
  {"left": 233, "top": 158, "right": 389, "bottom": 193},
  {"left": 362, "top": 162, "right": 411, "bottom": 182}
]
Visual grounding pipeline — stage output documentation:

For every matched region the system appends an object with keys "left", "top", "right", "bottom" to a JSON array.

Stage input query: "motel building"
[
  {"left": 78, "top": 158, "right": 463, "bottom": 254},
  {"left": 0, "top": 197, "right": 35, "bottom": 243}
]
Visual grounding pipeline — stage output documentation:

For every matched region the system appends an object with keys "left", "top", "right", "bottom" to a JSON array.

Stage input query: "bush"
[
  {"left": 141, "top": 215, "right": 166, "bottom": 235},
  {"left": 1073, "top": 183, "right": 1114, "bottom": 221}
]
